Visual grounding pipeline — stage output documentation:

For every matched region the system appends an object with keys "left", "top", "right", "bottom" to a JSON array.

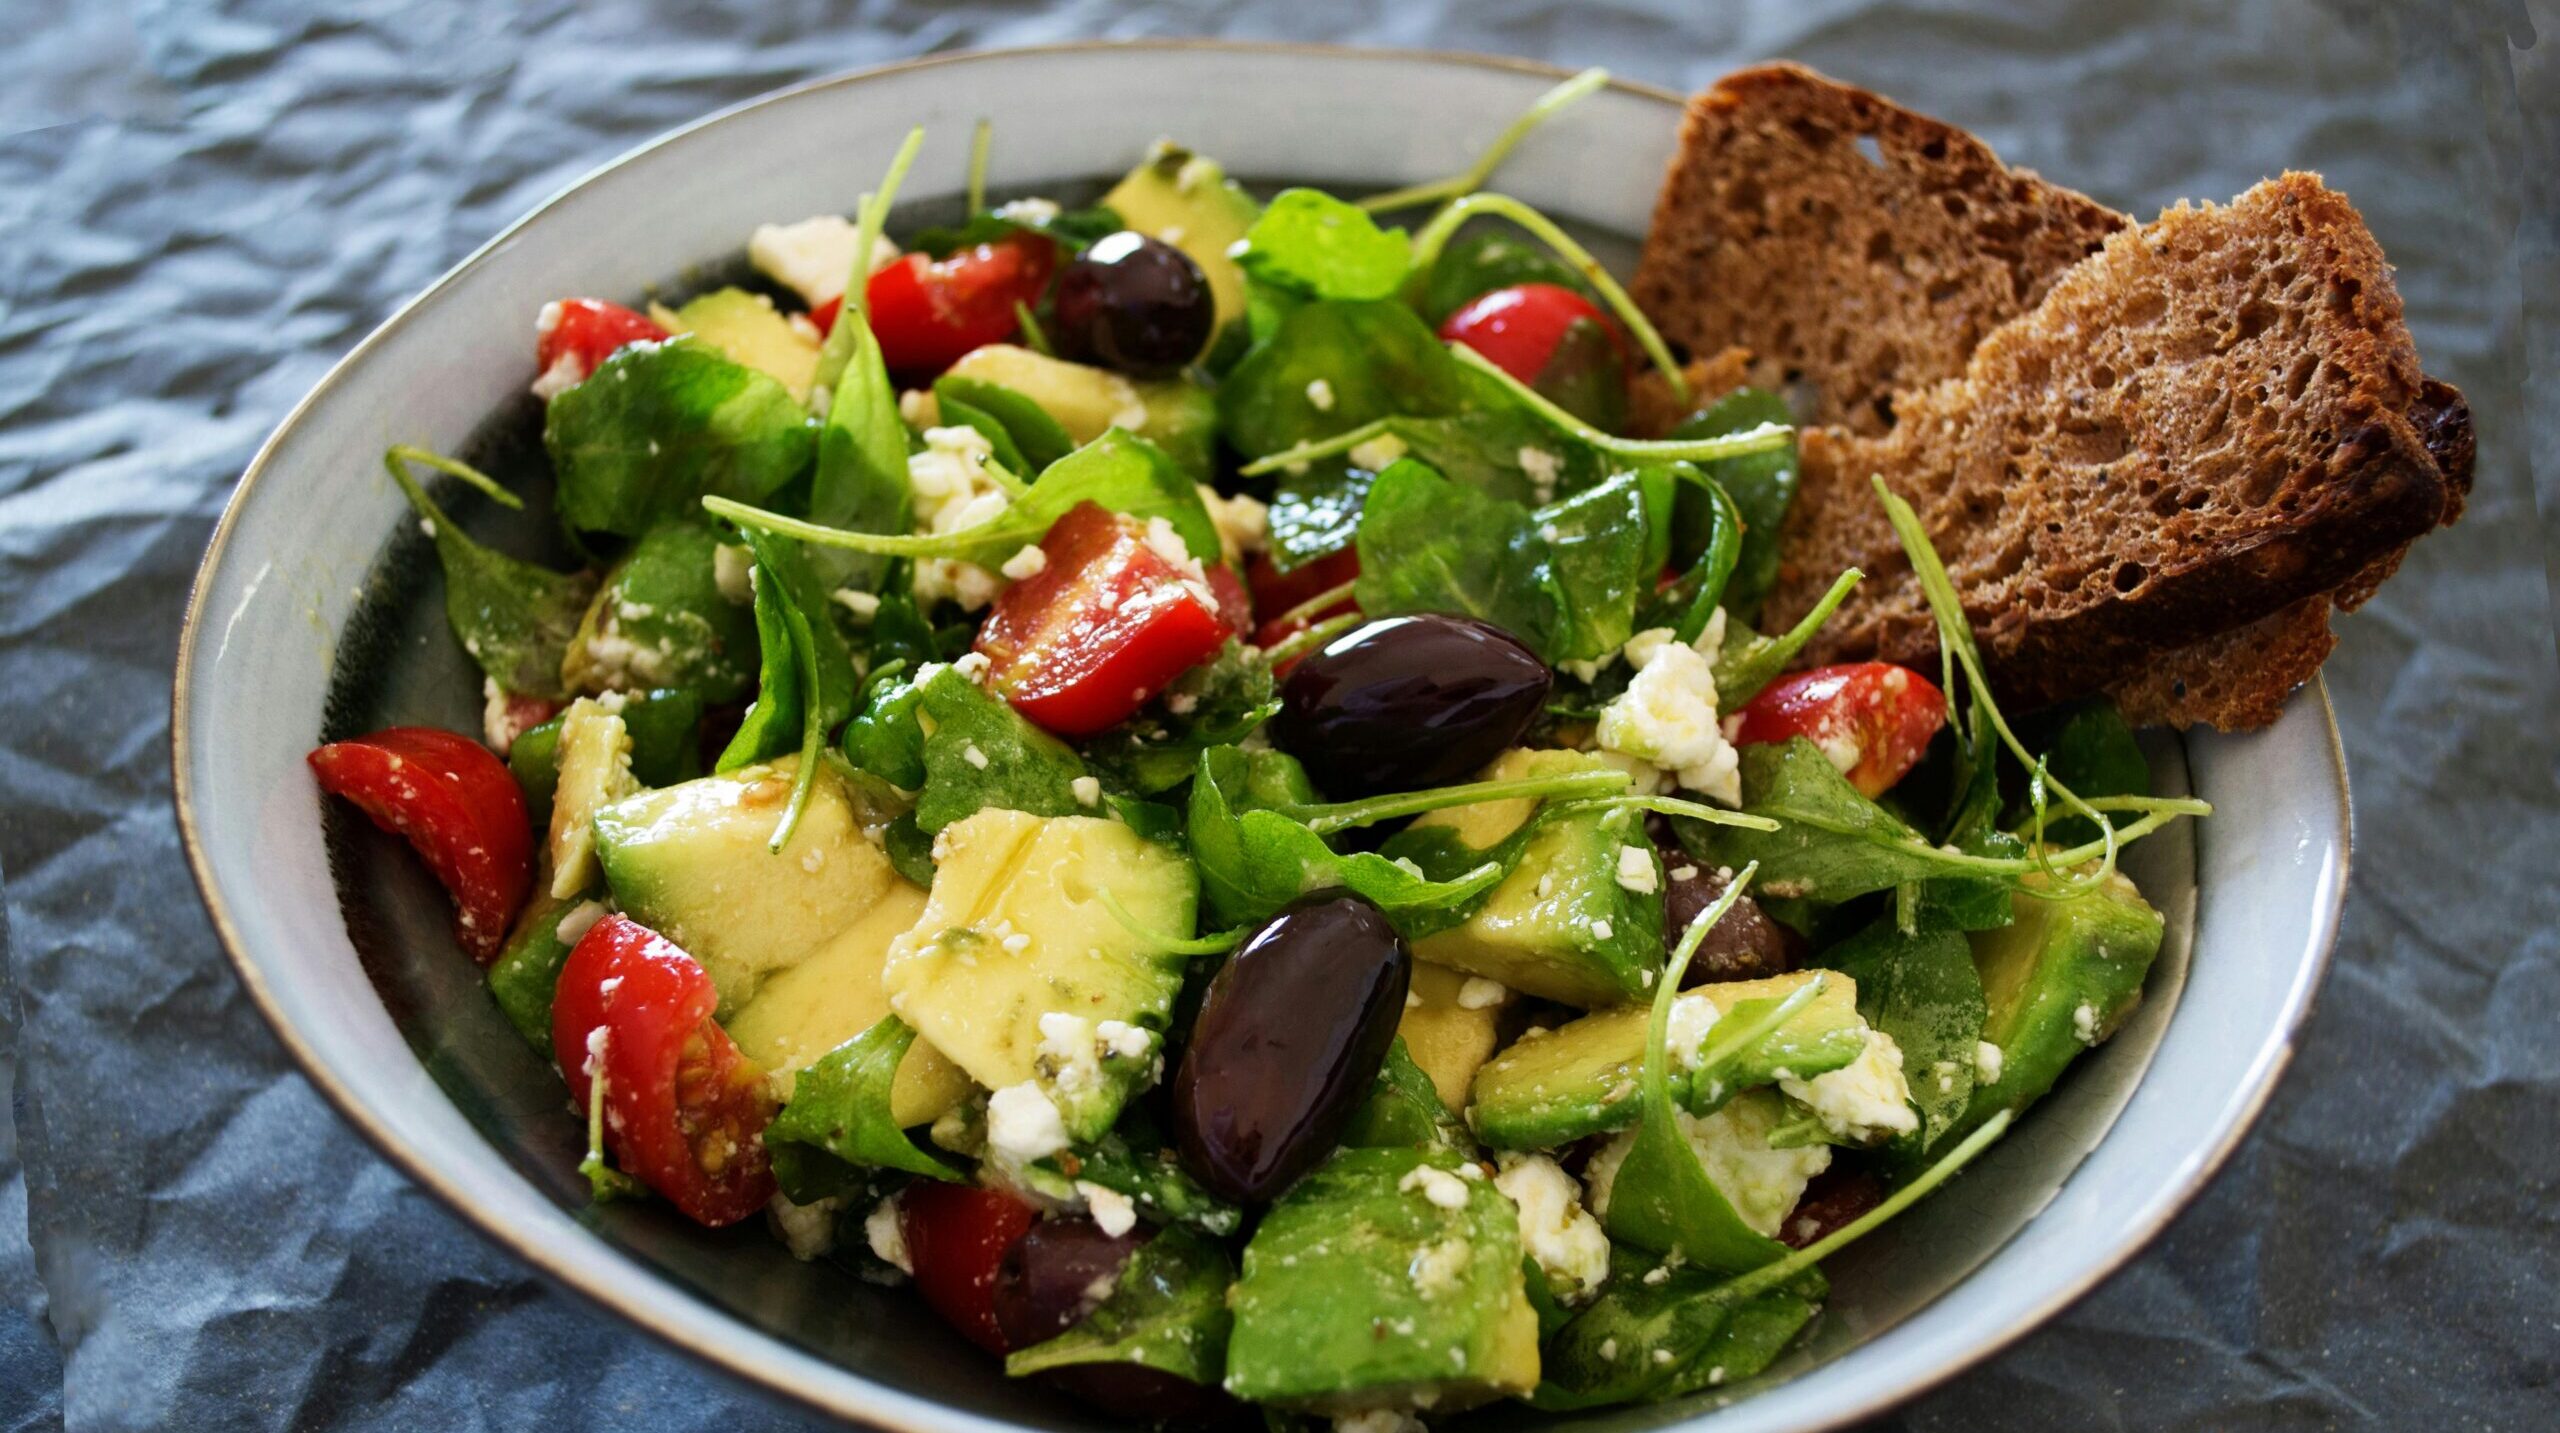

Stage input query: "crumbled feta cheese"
[
  {"left": 863, "top": 1193, "right": 913, "bottom": 1274},
  {"left": 962, "top": 742, "right": 990, "bottom": 770},
  {"left": 1615, "top": 844, "right": 1660, "bottom": 894},
  {"left": 1780, "top": 1030, "right": 1920, "bottom": 1145},
  {"left": 1196, "top": 484, "right": 1269, "bottom": 561},
  {"left": 2073, "top": 1002, "right": 2101, "bottom": 1044},
  {"left": 952, "top": 650, "right": 992, "bottom": 681},
  {"left": 747, "top": 213, "right": 898, "bottom": 307},
  {"left": 529, "top": 350, "right": 584, "bottom": 400},
  {"left": 553, "top": 900, "right": 609, "bottom": 947},
  {"left": 1591, "top": 919, "right": 1615, "bottom": 941},
  {"left": 1595, "top": 613, "right": 1742, "bottom": 805},
  {"left": 830, "top": 588, "right": 881, "bottom": 621},
  {"left": 994, "top": 196, "right": 1062, "bottom": 225},
  {"left": 1095, "top": 1020, "right": 1155, "bottom": 1061},
  {"left": 1077, "top": 1181, "right": 1138, "bottom": 1237},
  {"left": 985, "top": 1081, "right": 1071, "bottom": 1166},
  {"left": 712, "top": 543, "right": 755, "bottom": 604},
  {"left": 1398, "top": 1164, "right": 1473, "bottom": 1211},
  {"left": 1347, "top": 433, "right": 1409, "bottom": 472},
  {"left": 1494, "top": 1153, "right": 1609, "bottom": 1302},
  {"left": 1599, "top": 1338, "right": 1620, "bottom": 1362},
  {"left": 907, "top": 426, "right": 1012, "bottom": 610},
  {"left": 1332, "top": 1411, "right": 1426, "bottom": 1433},
  {"left": 1070, "top": 775, "right": 1102, "bottom": 807},
  {"left": 1305, "top": 378, "right": 1336, "bottom": 411},
  {"left": 1036, "top": 1012, "right": 1104, "bottom": 1095},
  {"left": 1001, "top": 544, "right": 1048, "bottom": 581},
  {"left": 1976, "top": 1040, "right": 2006, "bottom": 1084},
  {"left": 769, "top": 1191, "right": 841, "bottom": 1261},
  {"left": 480, "top": 677, "right": 524, "bottom": 755},
  {"left": 1664, "top": 993, "right": 1719, "bottom": 1067},
  {"left": 1517, "top": 446, "right": 1563, "bottom": 503},
  {"left": 1583, "top": 1091, "right": 1829, "bottom": 1238},
  {"left": 1407, "top": 1235, "right": 1472, "bottom": 1295}
]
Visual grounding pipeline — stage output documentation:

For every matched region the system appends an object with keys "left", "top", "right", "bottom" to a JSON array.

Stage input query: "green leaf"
[
  {"left": 1825, "top": 917, "right": 1987, "bottom": 1150},
  {"left": 510, "top": 687, "right": 704, "bottom": 827},
  {"left": 846, "top": 663, "right": 1100, "bottom": 833},
  {"left": 1230, "top": 188, "right": 1413, "bottom": 301},
  {"left": 1668, "top": 390, "right": 1799, "bottom": 621},
  {"left": 546, "top": 338, "right": 816, "bottom": 540},
  {"left": 804, "top": 306, "right": 912, "bottom": 596},
  {"left": 727, "top": 531, "right": 861, "bottom": 851},
  {"left": 907, "top": 203, "right": 1123, "bottom": 258},
  {"left": 1216, "top": 300, "right": 1506, "bottom": 460},
  {"left": 1712, "top": 568, "right": 1864, "bottom": 707},
  {"left": 1417, "top": 222, "right": 1589, "bottom": 324},
  {"left": 563, "top": 518, "right": 761, "bottom": 704},
  {"left": 765, "top": 1016, "right": 964, "bottom": 1184},
  {"left": 1532, "top": 1255, "right": 1823, "bottom": 1410},
  {"left": 1012, "top": 1118, "right": 1244, "bottom": 1238},
  {"left": 2009, "top": 700, "right": 2151, "bottom": 848},
  {"left": 934, "top": 374, "right": 1076, "bottom": 472},
  {"left": 1264, "top": 463, "right": 1374, "bottom": 569},
  {"left": 1530, "top": 316, "right": 1629, "bottom": 431},
  {"left": 1690, "top": 739, "right": 2017, "bottom": 907},
  {"left": 1004, "top": 1225, "right": 1235, "bottom": 1388},
  {"left": 1186, "top": 746, "right": 1508, "bottom": 929},
  {"left": 716, "top": 564, "right": 805, "bottom": 772},
  {"left": 1080, "top": 642, "right": 1280, "bottom": 796},
  {"left": 383, "top": 450, "right": 595, "bottom": 700}
]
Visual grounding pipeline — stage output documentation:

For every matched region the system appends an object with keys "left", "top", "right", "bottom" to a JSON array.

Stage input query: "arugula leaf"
[
  {"left": 1080, "top": 642, "right": 1280, "bottom": 796},
  {"left": 1417, "top": 222, "right": 1589, "bottom": 324},
  {"left": 384, "top": 449, "right": 594, "bottom": 700},
  {"left": 546, "top": 338, "right": 815, "bottom": 540},
  {"left": 764, "top": 1016, "right": 963, "bottom": 1186},
  {"left": 1216, "top": 300, "right": 1505, "bottom": 460},
  {"left": 716, "top": 564, "right": 804, "bottom": 772},
  {"left": 907, "top": 202, "right": 1123, "bottom": 258},
  {"left": 933, "top": 373, "right": 1076, "bottom": 472},
  {"left": 2008, "top": 700, "right": 2151, "bottom": 848},
  {"left": 1187, "top": 746, "right": 1508, "bottom": 929},
  {"left": 1667, "top": 390, "right": 1799, "bottom": 621},
  {"left": 1533, "top": 1254, "right": 1823, "bottom": 1410},
  {"left": 1825, "top": 917, "right": 1987, "bottom": 1151},
  {"left": 1713, "top": 567, "right": 1864, "bottom": 707},
  {"left": 731, "top": 530, "right": 860, "bottom": 851},
  {"left": 1230, "top": 188, "right": 1412, "bottom": 301},
  {"left": 1688, "top": 739, "right": 2018, "bottom": 906},
  {"left": 1003, "top": 1225, "right": 1235, "bottom": 1388}
]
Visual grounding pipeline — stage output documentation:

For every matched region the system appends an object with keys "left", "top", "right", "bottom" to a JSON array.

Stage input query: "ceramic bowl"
[{"left": 173, "top": 42, "right": 2350, "bottom": 1432}]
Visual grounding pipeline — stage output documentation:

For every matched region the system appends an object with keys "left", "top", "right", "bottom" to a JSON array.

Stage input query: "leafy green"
[
  {"left": 563, "top": 518, "right": 760, "bottom": 704},
  {"left": 934, "top": 374, "right": 1076, "bottom": 472},
  {"left": 1338, "top": 1037, "right": 1467, "bottom": 1152},
  {"left": 907, "top": 203, "right": 1123, "bottom": 258},
  {"left": 1825, "top": 917, "right": 1987, "bottom": 1150},
  {"left": 384, "top": 449, "right": 594, "bottom": 700},
  {"left": 803, "top": 304, "right": 912, "bottom": 596},
  {"left": 545, "top": 338, "right": 815, "bottom": 540},
  {"left": 733, "top": 530, "right": 860, "bottom": 852},
  {"left": 1015, "top": 1118, "right": 1244, "bottom": 1238},
  {"left": 2009, "top": 701, "right": 2151, "bottom": 848},
  {"left": 716, "top": 562, "right": 805, "bottom": 772},
  {"left": 1532, "top": 1256, "right": 1824, "bottom": 1410},
  {"left": 1004, "top": 1225, "right": 1235, "bottom": 1389},
  {"left": 1080, "top": 642, "right": 1280, "bottom": 796},
  {"left": 1230, "top": 188, "right": 1413, "bottom": 301},
  {"left": 1667, "top": 390, "right": 1799, "bottom": 621},
  {"left": 844, "top": 663, "right": 1099, "bottom": 832},
  {"left": 1712, "top": 568, "right": 1864, "bottom": 707},
  {"left": 1417, "top": 223, "right": 1590, "bottom": 323},
  {"left": 1186, "top": 746, "right": 1510, "bottom": 929},
  {"left": 511, "top": 687, "right": 705, "bottom": 826},
  {"left": 764, "top": 1016, "right": 964, "bottom": 1186},
  {"left": 1531, "top": 314, "right": 1629, "bottom": 431},
  {"left": 1264, "top": 463, "right": 1374, "bottom": 569},
  {"left": 1688, "top": 739, "right": 2016, "bottom": 906},
  {"left": 1216, "top": 300, "right": 1506, "bottom": 460}
]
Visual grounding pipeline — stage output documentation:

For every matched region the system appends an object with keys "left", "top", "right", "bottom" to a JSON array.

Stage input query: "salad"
[{"left": 310, "top": 72, "right": 2206, "bottom": 1424}]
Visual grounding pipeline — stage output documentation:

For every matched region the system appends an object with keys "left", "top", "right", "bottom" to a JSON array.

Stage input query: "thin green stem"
[
  {"left": 1715, "top": 568, "right": 1864, "bottom": 704},
  {"left": 1356, "top": 67, "right": 1609, "bottom": 213},
  {"left": 1012, "top": 299, "right": 1053, "bottom": 356},
  {"left": 966, "top": 119, "right": 992, "bottom": 215},
  {"left": 1285, "top": 767, "right": 1632, "bottom": 835},
  {"left": 1099, "top": 888, "right": 1247, "bottom": 957},
  {"left": 1408, "top": 193, "right": 1687, "bottom": 403},
  {"left": 1236, "top": 419, "right": 1397, "bottom": 477},
  {"left": 1258, "top": 611, "right": 1361, "bottom": 667},
  {"left": 1445, "top": 343, "right": 1787, "bottom": 463},
  {"left": 387, "top": 445, "right": 524, "bottom": 511},
  {"left": 705, "top": 496, "right": 975, "bottom": 558},
  {"left": 1646, "top": 862, "right": 1761, "bottom": 1094},
  {"left": 1566, "top": 795, "right": 1780, "bottom": 833},
  {"left": 1272, "top": 577, "right": 1358, "bottom": 630}
]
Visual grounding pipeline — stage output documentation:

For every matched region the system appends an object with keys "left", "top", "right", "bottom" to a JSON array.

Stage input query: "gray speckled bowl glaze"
[{"left": 173, "top": 42, "right": 2351, "bottom": 1433}]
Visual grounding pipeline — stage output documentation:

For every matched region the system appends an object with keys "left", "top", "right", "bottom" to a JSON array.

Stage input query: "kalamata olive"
[
  {"left": 1655, "top": 829, "right": 1804, "bottom": 984},
  {"left": 1270, "top": 614, "right": 1552, "bottom": 798},
  {"left": 1171, "top": 894, "right": 1411, "bottom": 1203},
  {"left": 993, "top": 1218, "right": 1231, "bottom": 1421},
  {"left": 1050, "top": 231, "right": 1214, "bottom": 376}
]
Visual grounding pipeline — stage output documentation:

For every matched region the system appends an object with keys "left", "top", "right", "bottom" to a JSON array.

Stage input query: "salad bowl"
[{"left": 173, "top": 41, "right": 2351, "bottom": 1432}]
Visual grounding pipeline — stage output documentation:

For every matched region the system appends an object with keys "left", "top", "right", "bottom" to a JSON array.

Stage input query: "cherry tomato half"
[
  {"left": 534, "top": 298, "right": 669, "bottom": 387},
  {"left": 863, "top": 233, "right": 1057, "bottom": 376},
  {"left": 973, "top": 501, "right": 1234, "bottom": 738},
  {"left": 1731, "top": 662, "right": 1948, "bottom": 798},
  {"left": 550, "top": 916, "right": 776, "bottom": 1227},
  {"left": 901, "top": 1183, "right": 1039, "bottom": 1354},
  {"left": 1436, "top": 282, "right": 1624, "bottom": 386},
  {"left": 308, "top": 726, "right": 532, "bottom": 962}
]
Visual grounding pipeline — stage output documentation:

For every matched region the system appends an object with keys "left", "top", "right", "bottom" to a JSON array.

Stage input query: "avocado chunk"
[
  {"left": 561, "top": 519, "right": 759, "bottom": 703},
  {"left": 932, "top": 345, "right": 1210, "bottom": 477},
  {"left": 592, "top": 757, "right": 902, "bottom": 1009},
  {"left": 658, "top": 287, "right": 822, "bottom": 402},
  {"left": 1947, "top": 867, "right": 2164, "bottom": 1146},
  {"left": 1467, "top": 970, "right": 1871, "bottom": 1152},
  {"left": 1100, "top": 142, "right": 1260, "bottom": 347},
  {"left": 723, "top": 879, "right": 972, "bottom": 1129},
  {"left": 880, "top": 808, "right": 1198, "bottom": 1142},
  {"left": 1397, "top": 960, "right": 1512, "bottom": 1111},
  {"left": 509, "top": 686, "right": 703, "bottom": 828},
  {"left": 486, "top": 893, "right": 605, "bottom": 1050},
  {"left": 542, "top": 697, "right": 637, "bottom": 899},
  {"left": 1225, "top": 1147, "right": 1539, "bottom": 1413},
  {"left": 1399, "top": 749, "right": 1666, "bottom": 1007}
]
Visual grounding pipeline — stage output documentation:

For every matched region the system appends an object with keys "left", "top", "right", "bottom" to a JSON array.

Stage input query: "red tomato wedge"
[
  {"left": 901, "top": 1183, "right": 1040, "bottom": 1354},
  {"left": 550, "top": 916, "right": 776, "bottom": 1227},
  {"left": 308, "top": 726, "right": 532, "bottom": 962},
  {"left": 972, "top": 502, "right": 1235, "bottom": 738},
  {"left": 535, "top": 298, "right": 670, "bottom": 386},
  {"left": 1731, "top": 662, "right": 1948, "bottom": 798},
  {"left": 1245, "top": 547, "right": 1362, "bottom": 652},
  {"left": 862, "top": 233, "right": 1056, "bottom": 375},
  {"left": 1436, "top": 282, "right": 1623, "bottom": 385}
]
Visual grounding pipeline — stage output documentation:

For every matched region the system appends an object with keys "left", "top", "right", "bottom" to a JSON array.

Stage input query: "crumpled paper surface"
[{"left": 2, "top": 1, "right": 2551, "bottom": 1428}]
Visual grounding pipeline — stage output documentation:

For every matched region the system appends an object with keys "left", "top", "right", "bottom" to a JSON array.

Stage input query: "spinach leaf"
[
  {"left": 384, "top": 450, "right": 594, "bottom": 700},
  {"left": 803, "top": 305, "right": 911, "bottom": 596},
  {"left": 1687, "top": 739, "right": 2016, "bottom": 908},
  {"left": 1230, "top": 188, "right": 1412, "bottom": 301},
  {"left": 1667, "top": 390, "right": 1798, "bottom": 620},
  {"left": 1531, "top": 315, "right": 1629, "bottom": 431},
  {"left": 845, "top": 663, "right": 1099, "bottom": 832},
  {"left": 1533, "top": 1256, "right": 1823, "bottom": 1410},
  {"left": 1418, "top": 223, "right": 1589, "bottom": 324},
  {"left": 1004, "top": 1225, "right": 1235, "bottom": 1388},
  {"left": 764, "top": 1016, "right": 963, "bottom": 1186},
  {"left": 1014, "top": 1118, "right": 1244, "bottom": 1238},
  {"left": 731, "top": 530, "right": 860, "bottom": 851},
  {"left": 546, "top": 338, "right": 815, "bottom": 540},
  {"left": 1264, "top": 463, "right": 1374, "bottom": 569},
  {"left": 1338, "top": 1036, "right": 1465, "bottom": 1152},
  {"left": 1187, "top": 745, "right": 1507, "bottom": 929},
  {"left": 561, "top": 518, "right": 760, "bottom": 704},
  {"left": 1081, "top": 642, "right": 1281, "bottom": 796},
  {"left": 716, "top": 563, "right": 805, "bottom": 772},
  {"left": 1216, "top": 300, "right": 1505, "bottom": 460},
  {"left": 2009, "top": 700, "right": 2150, "bottom": 847},
  {"left": 1662, "top": 1273, "right": 1824, "bottom": 1397},
  {"left": 934, "top": 374, "right": 1075, "bottom": 472},
  {"left": 1825, "top": 917, "right": 1987, "bottom": 1151}
]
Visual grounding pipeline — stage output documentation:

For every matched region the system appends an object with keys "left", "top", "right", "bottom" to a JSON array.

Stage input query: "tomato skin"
[
  {"left": 1732, "top": 662, "right": 1948, "bottom": 798},
  {"left": 864, "top": 234, "right": 1056, "bottom": 376},
  {"left": 1246, "top": 547, "right": 1362, "bottom": 654},
  {"left": 973, "top": 502, "right": 1234, "bottom": 738},
  {"left": 550, "top": 916, "right": 777, "bottom": 1227},
  {"left": 535, "top": 298, "right": 670, "bottom": 383},
  {"left": 308, "top": 727, "right": 532, "bottom": 962},
  {"left": 901, "top": 1183, "right": 1039, "bottom": 1354},
  {"left": 1437, "top": 283, "right": 1622, "bottom": 386},
  {"left": 1204, "top": 563, "right": 1256, "bottom": 638}
]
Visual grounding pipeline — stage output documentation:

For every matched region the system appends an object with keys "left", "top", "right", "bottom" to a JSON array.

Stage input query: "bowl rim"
[{"left": 170, "top": 38, "right": 2353, "bottom": 1432}]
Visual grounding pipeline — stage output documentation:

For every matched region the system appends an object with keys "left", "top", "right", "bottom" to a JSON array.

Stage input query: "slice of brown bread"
[
  {"left": 1763, "top": 172, "right": 2458, "bottom": 711},
  {"left": 1631, "top": 62, "right": 2126, "bottom": 437}
]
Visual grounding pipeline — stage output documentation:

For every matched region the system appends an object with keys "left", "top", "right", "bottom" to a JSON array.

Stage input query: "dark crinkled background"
[{"left": 2, "top": 1, "right": 2552, "bottom": 1428}]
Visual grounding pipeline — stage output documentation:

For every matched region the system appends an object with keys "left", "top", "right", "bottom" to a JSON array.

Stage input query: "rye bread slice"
[
  {"left": 1763, "top": 173, "right": 2456, "bottom": 711},
  {"left": 1630, "top": 62, "right": 2125, "bottom": 436}
]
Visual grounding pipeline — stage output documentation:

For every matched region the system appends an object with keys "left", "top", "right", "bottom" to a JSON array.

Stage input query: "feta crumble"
[
  {"left": 1615, "top": 844, "right": 1660, "bottom": 894},
  {"left": 1398, "top": 1164, "right": 1473, "bottom": 1211},
  {"left": 1780, "top": 1029, "right": 1920, "bottom": 1145},
  {"left": 907, "top": 426, "right": 1011, "bottom": 610},
  {"left": 1494, "top": 1153, "right": 1610, "bottom": 1302},
  {"left": 1976, "top": 1040, "right": 2006, "bottom": 1084},
  {"left": 1077, "top": 1181, "right": 1139, "bottom": 1237},
  {"left": 1456, "top": 976, "right": 1509, "bottom": 1011},
  {"left": 1305, "top": 377, "right": 1336, "bottom": 411},
  {"left": 985, "top": 1081, "right": 1071, "bottom": 1166},
  {"left": 1197, "top": 484, "right": 1270, "bottom": 560},
  {"left": 1595, "top": 613, "right": 1742, "bottom": 806},
  {"left": 863, "top": 1193, "right": 913, "bottom": 1274},
  {"left": 1070, "top": 775, "right": 1103, "bottom": 806},
  {"left": 2073, "top": 1002, "right": 2102, "bottom": 1045},
  {"left": 1584, "top": 1090, "right": 1829, "bottom": 1238},
  {"left": 1000, "top": 544, "right": 1048, "bottom": 581},
  {"left": 1347, "top": 432, "right": 1409, "bottom": 472},
  {"left": 769, "top": 1191, "right": 841, "bottom": 1261},
  {"left": 748, "top": 213, "right": 898, "bottom": 307}
]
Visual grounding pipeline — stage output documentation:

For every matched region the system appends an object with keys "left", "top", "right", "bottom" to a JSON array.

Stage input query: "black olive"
[
  {"left": 1270, "top": 614, "right": 1553, "bottom": 798},
  {"left": 1655, "top": 829, "right": 1804, "bottom": 984},
  {"left": 1050, "top": 231, "right": 1214, "bottom": 376},
  {"left": 1171, "top": 894, "right": 1411, "bottom": 1204},
  {"left": 992, "top": 1218, "right": 1231, "bottom": 1421}
]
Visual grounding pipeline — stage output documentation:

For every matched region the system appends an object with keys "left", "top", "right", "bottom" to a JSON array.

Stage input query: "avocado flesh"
[
  {"left": 1100, "top": 143, "right": 1260, "bottom": 345},
  {"left": 1949, "top": 867, "right": 2165, "bottom": 1145},
  {"left": 932, "top": 345, "right": 1213, "bottom": 480},
  {"left": 1397, "top": 960, "right": 1511, "bottom": 1111},
  {"left": 723, "top": 879, "right": 972, "bottom": 1128},
  {"left": 1467, "top": 970, "right": 1869, "bottom": 1152},
  {"left": 542, "top": 698, "right": 636, "bottom": 899},
  {"left": 1406, "top": 750, "right": 1666, "bottom": 1007},
  {"left": 592, "top": 757, "right": 901, "bottom": 1011},
  {"left": 1225, "top": 1146, "right": 1539, "bottom": 1413},
  {"left": 659, "top": 287, "right": 822, "bottom": 402},
  {"left": 879, "top": 808, "right": 1198, "bottom": 1140}
]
